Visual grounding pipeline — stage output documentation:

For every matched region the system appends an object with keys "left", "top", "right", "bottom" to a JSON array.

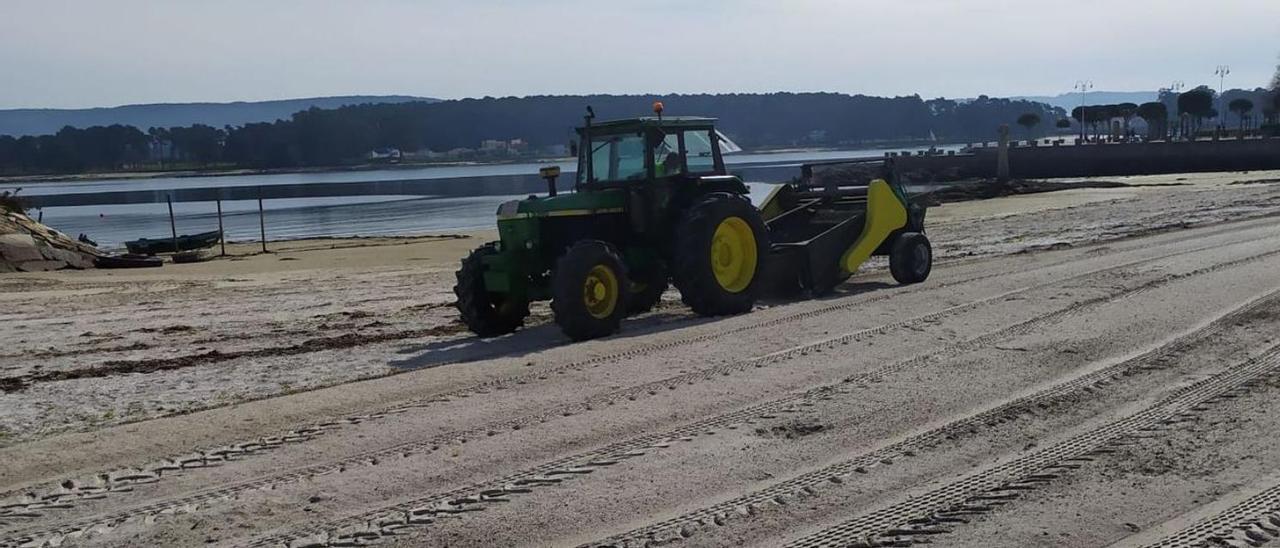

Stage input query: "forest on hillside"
[{"left": 0, "top": 92, "right": 1076, "bottom": 174}]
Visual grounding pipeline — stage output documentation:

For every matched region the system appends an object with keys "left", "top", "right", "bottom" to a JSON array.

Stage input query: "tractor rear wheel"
[
  {"left": 551, "top": 240, "right": 631, "bottom": 341},
  {"left": 626, "top": 262, "right": 668, "bottom": 315},
  {"left": 889, "top": 232, "right": 932, "bottom": 284},
  {"left": 673, "top": 192, "right": 769, "bottom": 316},
  {"left": 454, "top": 243, "right": 530, "bottom": 337}
]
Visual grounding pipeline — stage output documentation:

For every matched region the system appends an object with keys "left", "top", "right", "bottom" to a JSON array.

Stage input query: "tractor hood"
[{"left": 496, "top": 191, "right": 626, "bottom": 221}]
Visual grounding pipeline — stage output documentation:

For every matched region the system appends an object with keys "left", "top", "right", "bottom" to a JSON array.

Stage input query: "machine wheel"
[
  {"left": 551, "top": 240, "right": 631, "bottom": 341},
  {"left": 454, "top": 243, "right": 530, "bottom": 337},
  {"left": 626, "top": 262, "right": 668, "bottom": 315},
  {"left": 673, "top": 192, "right": 770, "bottom": 316},
  {"left": 889, "top": 232, "right": 932, "bottom": 284}
]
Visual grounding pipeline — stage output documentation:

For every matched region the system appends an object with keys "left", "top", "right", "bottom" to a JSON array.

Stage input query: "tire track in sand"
[
  {"left": 2, "top": 234, "right": 1273, "bottom": 546},
  {"left": 585, "top": 290, "right": 1280, "bottom": 547},
  {"left": 1138, "top": 480, "right": 1280, "bottom": 548},
  {"left": 0, "top": 230, "right": 1208, "bottom": 511},
  {"left": 227, "top": 249, "right": 1280, "bottom": 548},
  {"left": 783, "top": 344, "right": 1280, "bottom": 548}
]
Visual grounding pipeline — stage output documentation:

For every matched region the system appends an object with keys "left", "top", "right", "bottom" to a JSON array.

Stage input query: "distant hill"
[
  {"left": 1013, "top": 91, "right": 1158, "bottom": 112},
  {"left": 0, "top": 95, "right": 436, "bottom": 137}
]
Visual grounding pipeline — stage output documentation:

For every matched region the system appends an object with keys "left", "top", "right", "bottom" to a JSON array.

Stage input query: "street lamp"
[
  {"left": 1075, "top": 80, "right": 1093, "bottom": 143},
  {"left": 1215, "top": 65, "right": 1230, "bottom": 130},
  {"left": 1163, "top": 81, "right": 1184, "bottom": 140}
]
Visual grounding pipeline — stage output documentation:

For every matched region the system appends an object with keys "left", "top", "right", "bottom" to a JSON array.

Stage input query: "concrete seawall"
[{"left": 892, "top": 137, "right": 1280, "bottom": 181}]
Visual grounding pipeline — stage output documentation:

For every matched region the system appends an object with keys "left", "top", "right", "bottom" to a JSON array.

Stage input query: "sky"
[{"left": 1, "top": 0, "right": 1278, "bottom": 109}]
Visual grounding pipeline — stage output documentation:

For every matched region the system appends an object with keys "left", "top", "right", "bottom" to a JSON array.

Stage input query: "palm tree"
[
  {"left": 1228, "top": 98, "right": 1254, "bottom": 135},
  {"left": 1178, "top": 88, "right": 1216, "bottom": 139},
  {"left": 1016, "top": 112, "right": 1041, "bottom": 142},
  {"left": 1116, "top": 103, "right": 1138, "bottom": 139},
  {"left": 1090, "top": 105, "right": 1117, "bottom": 141},
  {"left": 1075, "top": 106, "right": 1104, "bottom": 141},
  {"left": 1136, "top": 102, "right": 1168, "bottom": 140},
  {"left": 1271, "top": 90, "right": 1280, "bottom": 124}
]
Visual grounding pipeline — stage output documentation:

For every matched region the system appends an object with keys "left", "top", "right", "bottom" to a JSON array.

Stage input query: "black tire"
[
  {"left": 454, "top": 243, "right": 530, "bottom": 337},
  {"left": 626, "top": 262, "right": 668, "bottom": 315},
  {"left": 889, "top": 232, "right": 932, "bottom": 284},
  {"left": 551, "top": 240, "right": 631, "bottom": 341},
  {"left": 673, "top": 192, "right": 770, "bottom": 316}
]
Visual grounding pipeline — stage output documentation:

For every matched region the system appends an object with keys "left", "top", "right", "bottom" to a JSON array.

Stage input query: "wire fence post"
[
  {"left": 257, "top": 188, "right": 267, "bottom": 254},
  {"left": 216, "top": 198, "right": 226, "bottom": 257},
  {"left": 167, "top": 195, "right": 178, "bottom": 254}
]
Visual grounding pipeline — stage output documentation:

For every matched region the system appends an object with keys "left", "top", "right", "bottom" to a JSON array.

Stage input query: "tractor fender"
[
  {"left": 695, "top": 175, "right": 750, "bottom": 196},
  {"left": 839, "top": 179, "right": 908, "bottom": 276}
]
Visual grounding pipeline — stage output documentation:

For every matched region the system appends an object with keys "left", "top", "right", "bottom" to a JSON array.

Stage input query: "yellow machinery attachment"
[{"left": 838, "top": 179, "right": 907, "bottom": 276}]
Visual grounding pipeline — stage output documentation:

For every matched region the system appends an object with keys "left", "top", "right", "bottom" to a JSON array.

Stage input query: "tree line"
[
  {"left": 1064, "top": 86, "right": 1280, "bottom": 141},
  {"left": 218, "top": 93, "right": 1068, "bottom": 167},
  {"left": 0, "top": 91, "right": 1167, "bottom": 176}
]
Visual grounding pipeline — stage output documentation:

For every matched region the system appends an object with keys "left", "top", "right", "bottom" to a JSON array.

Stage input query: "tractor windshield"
[
  {"left": 684, "top": 130, "right": 716, "bottom": 174},
  {"left": 580, "top": 131, "right": 646, "bottom": 184}
]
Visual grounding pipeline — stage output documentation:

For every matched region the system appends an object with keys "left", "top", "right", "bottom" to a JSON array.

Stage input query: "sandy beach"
[
  {"left": 3, "top": 170, "right": 1279, "bottom": 442},
  {"left": 3, "top": 170, "right": 1280, "bottom": 547}
]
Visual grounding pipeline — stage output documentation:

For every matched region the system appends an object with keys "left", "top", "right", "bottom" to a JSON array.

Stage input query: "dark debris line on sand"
[
  {"left": 0, "top": 324, "right": 465, "bottom": 393},
  {"left": 920, "top": 179, "right": 1133, "bottom": 204}
]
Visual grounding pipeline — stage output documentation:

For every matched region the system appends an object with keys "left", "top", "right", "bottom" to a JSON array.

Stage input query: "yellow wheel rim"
[
  {"left": 710, "top": 216, "right": 758, "bottom": 293},
  {"left": 583, "top": 264, "right": 620, "bottom": 319}
]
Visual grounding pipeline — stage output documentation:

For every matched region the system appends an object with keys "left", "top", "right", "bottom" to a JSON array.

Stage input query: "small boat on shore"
[
  {"left": 125, "top": 230, "right": 222, "bottom": 256},
  {"left": 95, "top": 254, "right": 163, "bottom": 269}
]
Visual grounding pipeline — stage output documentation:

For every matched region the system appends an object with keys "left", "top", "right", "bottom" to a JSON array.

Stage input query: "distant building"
[
  {"left": 478, "top": 138, "right": 530, "bottom": 156},
  {"left": 367, "top": 148, "right": 402, "bottom": 162}
]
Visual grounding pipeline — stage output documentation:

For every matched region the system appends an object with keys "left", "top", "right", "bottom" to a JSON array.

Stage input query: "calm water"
[{"left": 16, "top": 146, "right": 961, "bottom": 251}]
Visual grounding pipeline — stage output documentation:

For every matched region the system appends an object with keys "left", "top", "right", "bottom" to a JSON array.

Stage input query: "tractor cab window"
[
  {"left": 653, "top": 132, "right": 682, "bottom": 178},
  {"left": 684, "top": 130, "right": 717, "bottom": 174},
  {"left": 584, "top": 132, "right": 646, "bottom": 184}
]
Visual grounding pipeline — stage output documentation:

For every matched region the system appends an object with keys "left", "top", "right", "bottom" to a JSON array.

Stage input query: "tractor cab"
[
  {"left": 575, "top": 116, "right": 727, "bottom": 187},
  {"left": 571, "top": 114, "right": 750, "bottom": 242}
]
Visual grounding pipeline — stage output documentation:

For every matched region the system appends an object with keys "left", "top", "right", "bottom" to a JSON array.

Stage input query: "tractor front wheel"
[
  {"left": 889, "top": 232, "right": 932, "bottom": 284},
  {"left": 454, "top": 243, "right": 530, "bottom": 337},
  {"left": 552, "top": 240, "right": 631, "bottom": 341},
  {"left": 673, "top": 193, "right": 769, "bottom": 316}
]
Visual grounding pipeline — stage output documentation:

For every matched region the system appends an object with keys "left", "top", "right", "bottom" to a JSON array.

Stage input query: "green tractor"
[{"left": 454, "top": 106, "right": 931, "bottom": 341}]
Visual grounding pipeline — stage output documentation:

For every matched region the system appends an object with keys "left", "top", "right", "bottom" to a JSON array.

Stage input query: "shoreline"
[
  {"left": 0, "top": 139, "right": 990, "bottom": 186},
  {"left": 0, "top": 157, "right": 572, "bottom": 186},
  {"left": 9, "top": 169, "right": 1272, "bottom": 279}
]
